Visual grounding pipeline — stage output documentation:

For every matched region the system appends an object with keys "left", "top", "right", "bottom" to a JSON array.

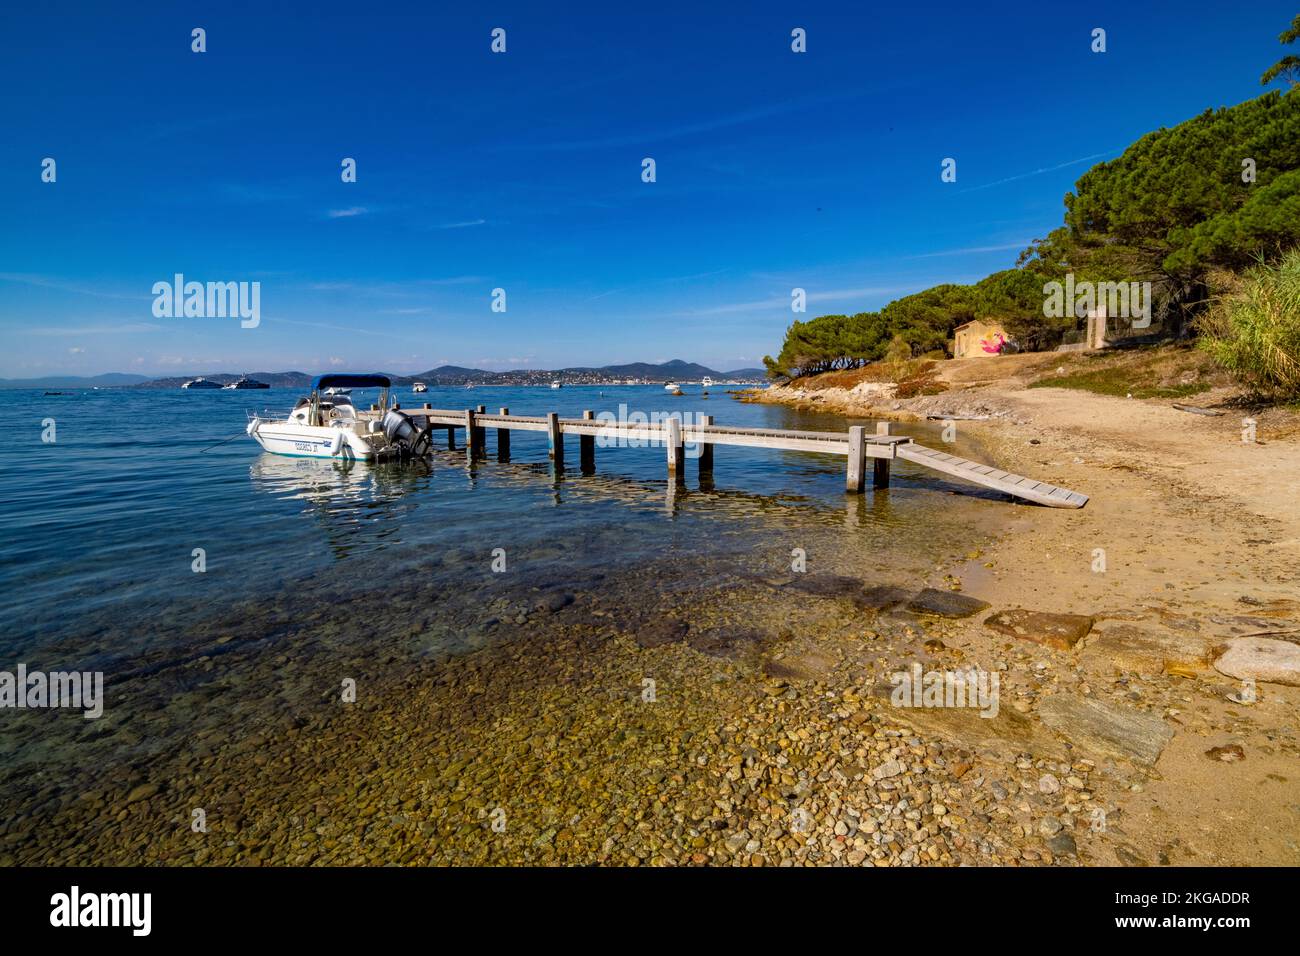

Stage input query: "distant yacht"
[
  {"left": 412, "top": 382, "right": 428, "bottom": 393},
  {"left": 701, "top": 376, "right": 714, "bottom": 388},
  {"left": 222, "top": 375, "right": 269, "bottom": 390},
  {"left": 550, "top": 381, "right": 563, "bottom": 389},
  {"left": 181, "top": 377, "right": 221, "bottom": 389}
]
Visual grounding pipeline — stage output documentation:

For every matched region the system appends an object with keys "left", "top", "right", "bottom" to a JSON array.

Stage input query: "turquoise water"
[{"left": 1, "top": 384, "right": 1001, "bottom": 668}]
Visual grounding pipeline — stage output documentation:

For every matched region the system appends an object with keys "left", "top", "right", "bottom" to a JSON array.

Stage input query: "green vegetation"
[
  {"left": 1198, "top": 250, "right": 1300, "bottom": 399},
  {"left": 764, "top": 17, "right": 1300, "bottom": 391},
  {"left": 1260, "top": 14, "right": 1300, "bottom": 88},
  {"left": 1027, "top": 345, "right": 1222, "bottom": 399}
]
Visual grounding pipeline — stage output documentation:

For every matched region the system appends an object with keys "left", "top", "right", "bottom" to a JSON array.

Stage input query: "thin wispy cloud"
[
  {"left": 30, "top": 323, "right": 163, "bottom": 336},
  {"left": 0, "top": 273, "right": 149, "bottom": 301},
  {"left": 680, "top": 286, "right": 913, "bottom": 317},
  {"left": 906, "top": 241, "right": 1031, "bottom": 259},
  {"left": 957, "top": 151, "right": 1118, "bottom": 194},
  {"left": 327, "top": 207, "right": 368, "bottom": 218},
  {"left": 514, "top": 88, "right": 876, "bottom": 152},
  {"left": 437, "top": 219, "right": 486, "bottom": 229}
]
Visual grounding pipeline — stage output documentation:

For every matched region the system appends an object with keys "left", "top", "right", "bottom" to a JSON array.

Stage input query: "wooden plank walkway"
[
  {"left": 366, "top": 404, "right": 1087, "bottom": 508},
  {"left": 896, "top": 444, "right": 1089, "bottom": 509}
]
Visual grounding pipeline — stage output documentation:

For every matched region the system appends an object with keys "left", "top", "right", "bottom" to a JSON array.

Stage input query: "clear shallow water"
[{"left": 1, "top": 384, "right": 1003, "bottom": 666}]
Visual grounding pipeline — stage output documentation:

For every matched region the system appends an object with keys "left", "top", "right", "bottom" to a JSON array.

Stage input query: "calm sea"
[{"left": 1, "top": 384, "right": 1001, "bottom": 668}]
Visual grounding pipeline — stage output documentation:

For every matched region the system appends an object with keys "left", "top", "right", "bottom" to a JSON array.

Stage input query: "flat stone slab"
[
  {"left": 633, "top": 618, "right": 689, "bottom": 649},
  {"left": 984, "top": 609, "right": 1094, "bottom": 650},
  {"left": 1214, "top": 637, "right": 1300, "bottom": 687},
  {"left": 1083, "top": 625, "right": 1213, "bottom": 676},
  {"left": 856, "top": 585, "right": 914, "bottom": 611},
  {"left": 787, "top": 574, "right": 865, "bottom": 600},
  {"left": 1037, "top": 694, "right": 1174, "bottom": 767},
  {"left": 906, "top": 588, "right": 990, "bottom": 618},
  {"left": 687, "top": 627, "right": 774, "bottom": 660},
  {"left": 868, "top": 682, "right": 1069, "bottom": 761}
]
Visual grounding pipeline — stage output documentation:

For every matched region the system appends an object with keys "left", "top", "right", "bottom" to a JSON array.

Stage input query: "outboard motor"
[{"left": 381, "top": 410, "right": 432, "bottom": 459}]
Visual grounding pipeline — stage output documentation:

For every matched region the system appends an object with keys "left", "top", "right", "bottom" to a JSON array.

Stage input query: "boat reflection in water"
[{"left": 248, "top": 452, "right": 432, "bottom": 559}]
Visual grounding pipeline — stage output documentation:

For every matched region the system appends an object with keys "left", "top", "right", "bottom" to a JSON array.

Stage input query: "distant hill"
[
  {"left": 0, "top": 373, "right": 152, "bottom": 389},
  {"left": 119, "top": 360, "right": 765, "bottom": 389},
  {"left": 407, "top": 360, "right": 766, "bottom": 385},
  {"left": 133, "top": 372, "right": 314, "bottom": 389}
]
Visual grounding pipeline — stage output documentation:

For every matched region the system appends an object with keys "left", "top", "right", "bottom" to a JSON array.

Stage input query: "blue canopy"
[{"left": 311, "top": 373, "right": 391, "bottom": 391}]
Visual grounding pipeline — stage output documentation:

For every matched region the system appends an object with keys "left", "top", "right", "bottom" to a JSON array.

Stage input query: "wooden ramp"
[{"left": 897, "top": 444, "right": 1088, "bottom": 509}]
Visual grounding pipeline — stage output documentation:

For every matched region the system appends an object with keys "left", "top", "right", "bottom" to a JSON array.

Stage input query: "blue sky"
[{"left": 0, "top": 0, "right": 1293, "bottom": 376}]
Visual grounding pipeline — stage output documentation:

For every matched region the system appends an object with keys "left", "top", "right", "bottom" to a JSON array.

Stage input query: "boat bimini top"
[{"left": 309, "top": 373, "right": 392, "bottom": 392}]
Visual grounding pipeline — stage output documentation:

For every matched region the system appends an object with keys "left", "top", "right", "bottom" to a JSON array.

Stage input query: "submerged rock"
[
  {"left": 984, "top": 609, "right": 1093, "bottom": 650},
  {"left": 787, "top": 574, "right": 865, "bottom": 600},
  {"left": 1037, "top": 694, "right": 1173, "bottom": 767},
  {"left": 906, "top": 588, "right": 990, "bottom": 618},
  {"left": 633, "top": 618, "right": 689, "bottom": 649},
  {"left": 1213, "top": 637, "right": 1300, "bottom": 687},
  {"left": 856, "top": 585, "right": 914, "bottom": 611},
  {"left": 687, "top": 627, "right": 773, "bottom": 659}
]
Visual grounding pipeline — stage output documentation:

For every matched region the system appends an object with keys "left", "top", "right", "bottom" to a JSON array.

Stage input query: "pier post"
[
  {"left": 465, "top": 409, "right": 482, "bottom": 460},
  {"left": 874, "top": 422, "right": 892, "bottom": 489},
  {"left": 698, "top": 414, "right": 714, "bottom": 477},
  {"left": 547, "top": 411, "right": 564, "bottom": 468},
  {"left": 497, "top": 408, "right": 511, "bottom": 462},
  {"left": 846, "top": 425, "right": 866, "bottom": 493},
  {"left": 666, "top": 416, "right": 685, "bottom": 482},
  {"left": 580, "top": 410, "right": 596, "bottom": 474},
  {"left": 472, "top": 405, "right": 487, "bottom": 454}
]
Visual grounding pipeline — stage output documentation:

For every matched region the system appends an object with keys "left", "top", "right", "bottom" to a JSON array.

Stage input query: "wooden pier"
[{"left": 365, "top": 404, "right": 1088, "bottom": 508}]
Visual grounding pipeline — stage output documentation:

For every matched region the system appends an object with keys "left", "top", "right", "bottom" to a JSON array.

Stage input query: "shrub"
[{"left": 1198, "top": 250, "right": 1300, "bottom": 398}]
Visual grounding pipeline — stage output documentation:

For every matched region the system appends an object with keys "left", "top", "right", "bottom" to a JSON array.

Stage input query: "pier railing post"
[
  {"left": 547, "top": 411, "right": 564, "bottom": 468},
  {"left": 698, "top": 414, "right": 714, "bottom": 477},
  {"left": 497, "top": 407, "right": 511, "bottom": 462},
  {"left": 846, "top": 425, "right": 866, "bottom": 493},
  {"left": 465, "top": 409, "right": 481, "bottom": 460},
  {"left": 874, "top": 421, "right": 892, "bottom": 489},
  {"left": 580, "top": 410, "right": 596, "bottom": 474},
  {"left": 473, "top": 405, "right": 487, "bottom": 455},
  {"left": 666, "top": 416, "right": 685, "bottom": 483}
]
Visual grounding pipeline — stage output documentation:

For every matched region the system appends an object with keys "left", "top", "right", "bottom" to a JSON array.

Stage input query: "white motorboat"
[
  {"left": 222, "top": 375, "right": 269, "bottom": 390},
  {"left": 412, "top": 382, "right": 428, "bottom": 393},
  {"left": 700, "top": 376, "right": 714, "bottom": 388},
  {"left": 181, "top": 377, "right": 221, "bottom": 389},
  {"left": 246, "top": 374, "right": 432, "bottom": 462},
  {"left": 550, "top": 381, "right": 563, "bottom": 389}
]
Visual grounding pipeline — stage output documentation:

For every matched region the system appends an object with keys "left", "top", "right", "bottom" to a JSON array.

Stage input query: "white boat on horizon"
[
  {"left": 412, "top": 382, "right": 428, "bottom": 393},
  {"left": 550, "top": 381, "right": 563, "bottom": 389},
  {"left": 222, "top": 375, "right": 269, "bottom": 390},
  {"left": 246, "top": 374, "right": 432, "bottom": 462}
]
